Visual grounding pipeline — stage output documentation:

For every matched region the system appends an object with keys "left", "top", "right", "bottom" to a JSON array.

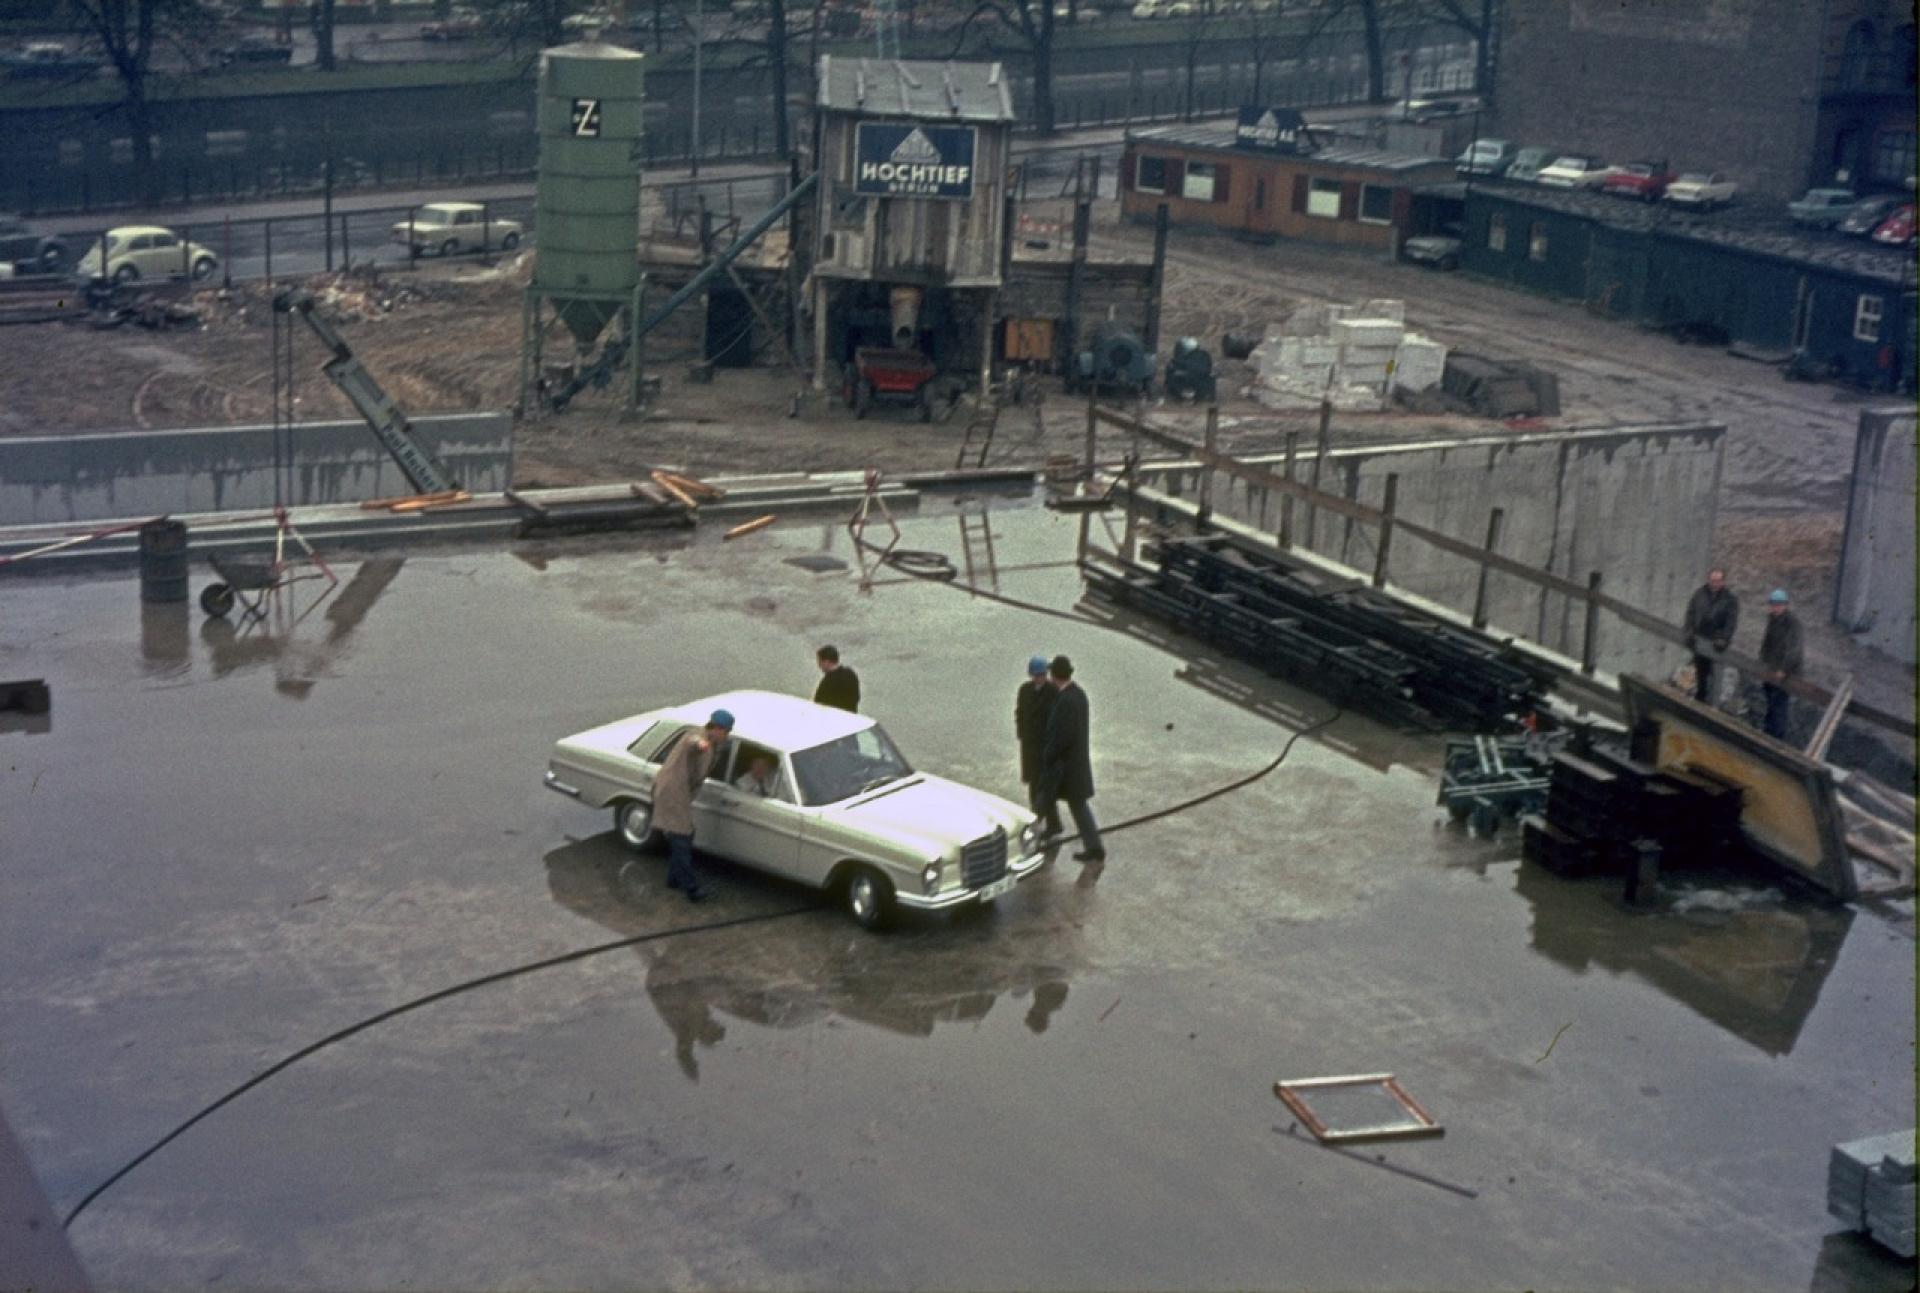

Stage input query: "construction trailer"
[{"left": 808, "top": 57, "right": 1017, "bottom": 400}]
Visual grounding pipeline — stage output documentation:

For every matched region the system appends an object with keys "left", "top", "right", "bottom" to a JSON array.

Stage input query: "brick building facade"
[{"left": 1491, "top": 0, "right": 1917, "bottom": 201}]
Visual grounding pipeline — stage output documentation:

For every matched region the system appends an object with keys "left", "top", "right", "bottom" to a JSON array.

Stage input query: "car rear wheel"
[
  {"left": 440, "top": 238, "right": 460, "bottom": 257},
  {"left": 615, "top": 800, "right": 659, "bottom": 852},
  {"left": 842, "top": 865, "right": 892, "bottom": 930},
  {"left": 191, "top": 256, "right": 216, "bottom": 281},
  {"left": 501, "top": 232, "right": 521, "bottom": 250},
  {"left": 113, "top": 264, "right": 138, "bottom": 284}
]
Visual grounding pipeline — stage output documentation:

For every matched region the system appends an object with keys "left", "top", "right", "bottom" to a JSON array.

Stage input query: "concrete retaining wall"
[
  {"left": 1146, "top": 423, "right": 1725, "bottom": 679},
  {"left": 0, "top": 413, "right": 513, "bottom": 526},
  {"left": 1835, "top": 408, "right": 1916, "bottom": 664}
]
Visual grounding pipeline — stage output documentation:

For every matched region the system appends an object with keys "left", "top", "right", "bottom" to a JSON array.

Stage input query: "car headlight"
[
  {"left": 921, "top": 861, "right": 941, "bottom": 893},
  {"left": 1020, "top": 821, "right": 1040, "bottom": 852}
]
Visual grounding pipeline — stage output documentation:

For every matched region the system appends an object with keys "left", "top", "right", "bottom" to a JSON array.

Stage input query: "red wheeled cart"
[{"left": 843, "top": 347, "right": 937, "bottom": 422}]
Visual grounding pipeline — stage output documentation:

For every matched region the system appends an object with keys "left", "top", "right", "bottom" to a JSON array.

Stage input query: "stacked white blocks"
[
  {"left": 1244, "top": 299, "right": 1447, "bottom": 412},
  {"left": 1828, "top": 1130, "right": 1916, "bottom": 1258}
]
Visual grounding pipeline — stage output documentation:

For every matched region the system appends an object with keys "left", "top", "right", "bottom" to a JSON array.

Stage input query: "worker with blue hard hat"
[
  {"left": 652, "top": 707, "right": 735, "bottom": 904},
  {"left": 1758, "top": 588, "right": 1803, "bottom": 741},
  {"left": 1015, "top": 653, "right": 1063, "bottom": 840}
]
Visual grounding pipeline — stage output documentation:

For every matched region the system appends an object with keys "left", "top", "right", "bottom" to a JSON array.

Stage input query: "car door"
[
  {"left": 145, "top": 231, "right": 178, "bottom": 276},
  {"left": 704, "top": 742, "right": 806, "bottom": 879}
]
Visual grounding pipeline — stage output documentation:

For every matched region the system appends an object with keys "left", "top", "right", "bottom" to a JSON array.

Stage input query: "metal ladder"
[{"left": 956, "top": 508, "right": 999, "bottom": 593}]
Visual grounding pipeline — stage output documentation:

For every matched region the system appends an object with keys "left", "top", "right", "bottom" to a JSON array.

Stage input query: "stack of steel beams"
[
  {"left": 1829, "top": 1131, "right": 1917, "bottom": 1258},
  {"left": 1082, "top": 533, "right": 1550, "bottom": 732}
]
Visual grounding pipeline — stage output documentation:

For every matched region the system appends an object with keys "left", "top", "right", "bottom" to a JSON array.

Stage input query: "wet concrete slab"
[{"left": 1, "top": 488, "right": 1914, "bottom": 1292}]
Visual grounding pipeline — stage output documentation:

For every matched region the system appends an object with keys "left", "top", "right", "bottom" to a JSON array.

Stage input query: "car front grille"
[{"left": 961, "top": 828, "right": 1009, "bottom": 889}]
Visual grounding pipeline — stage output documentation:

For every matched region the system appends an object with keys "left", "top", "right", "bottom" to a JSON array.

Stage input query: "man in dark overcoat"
[
  {"left": 1015, "top": 653, "right": 1062, "bottom": 837},
  {"left": 1682, "top": 567, "right": 1739, "bottom": 704},
  {"left": 1040, "top": 655, "right": 1104, "bottom": 862}
]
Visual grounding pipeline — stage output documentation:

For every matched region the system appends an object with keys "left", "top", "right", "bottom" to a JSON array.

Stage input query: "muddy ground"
[{"left": 2, "top": 203, "right": 1910, "bottom": 725}]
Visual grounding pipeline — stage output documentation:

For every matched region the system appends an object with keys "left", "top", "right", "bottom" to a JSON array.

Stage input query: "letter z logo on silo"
[{"left": 571, "top": 98, "right": 602, "bottom": 138}]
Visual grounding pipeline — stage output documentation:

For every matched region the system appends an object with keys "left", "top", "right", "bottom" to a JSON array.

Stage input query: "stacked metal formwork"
[{"left": 1082, "top": 531, "right": 1553, "bottom": 732}]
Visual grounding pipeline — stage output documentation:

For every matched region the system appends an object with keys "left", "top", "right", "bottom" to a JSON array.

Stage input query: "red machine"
[{"left": 843, "top": 347, "right": 937, "bottom": 421}]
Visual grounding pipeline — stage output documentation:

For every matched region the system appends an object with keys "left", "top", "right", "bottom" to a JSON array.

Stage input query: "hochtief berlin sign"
[
  {"left": 1235, "top": 105, "right": 1306, "bottom": 153},
  {"left": 854, "top": 123, "right": 978, "bottom": 199}
]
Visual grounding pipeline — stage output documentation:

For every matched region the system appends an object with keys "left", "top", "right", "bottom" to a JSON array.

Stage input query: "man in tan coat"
[{"left": 655, "top": 708, "right": 734, "bottom": 902}]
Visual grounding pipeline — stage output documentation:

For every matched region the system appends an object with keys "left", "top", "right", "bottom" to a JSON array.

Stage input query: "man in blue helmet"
[
  {"left": 1015, "top": 653, "right": 1062, "bottom": 839},
  {"left": 654, "top": 708, "right": 734, "bottom": 903},
  {"left": 1757, "top": 589, "right": 1804, "bottom": 742}
]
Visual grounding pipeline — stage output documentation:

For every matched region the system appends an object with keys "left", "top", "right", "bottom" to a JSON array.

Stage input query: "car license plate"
[{"left": 978, "top": 875, "right": 1017, "bottom": 902}]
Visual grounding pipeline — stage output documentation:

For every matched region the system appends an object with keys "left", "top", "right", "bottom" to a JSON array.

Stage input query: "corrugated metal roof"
[
  {"left": 817, "top": 57, "right": 1017, "bottom": 123},
  {"left": 1471, "top": 183, "right": 1918, "bottom": 287},
  {"left": 1128, "top": 125, "right": 1449, "bottom": 173}
]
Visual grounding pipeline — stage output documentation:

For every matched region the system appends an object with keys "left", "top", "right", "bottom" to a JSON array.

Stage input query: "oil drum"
[{"left": 137, "top": 519, "right": 188, "bottom": 604}]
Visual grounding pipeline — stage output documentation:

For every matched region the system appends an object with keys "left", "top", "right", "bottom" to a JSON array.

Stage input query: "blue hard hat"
[
  {"left": 1028, "top": 654, "right": 1049, "bottom": 676},
  {"left": 709, "top": 708, "right": 736, "bottom": 729},
  {"left": 1768, "top": 588, "right": 1790, "bottom": 604}
]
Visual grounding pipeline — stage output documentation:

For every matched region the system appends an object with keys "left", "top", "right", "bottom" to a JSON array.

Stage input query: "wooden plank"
[
  {"left": 390, "top": 490, "right": 471, "bottom": 513},
  {"left": 723, "top": 514, "right": 778, "bottom": 541},
  {"left": 648, "top": 471, "right": 700, "bottom": 509}
]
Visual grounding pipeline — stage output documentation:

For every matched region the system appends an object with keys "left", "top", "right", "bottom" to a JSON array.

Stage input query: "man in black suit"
[
  {"left": 1040, "top": 654, "right": 1104, "bottom": 862},
  {"left": 1015, "top": 654, "right": 1061, "bottom": 837}
]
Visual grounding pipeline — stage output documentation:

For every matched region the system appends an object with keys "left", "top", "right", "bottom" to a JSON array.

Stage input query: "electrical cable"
[{"left": 61, "top": 904, "right": 812, "bottom": 1231}]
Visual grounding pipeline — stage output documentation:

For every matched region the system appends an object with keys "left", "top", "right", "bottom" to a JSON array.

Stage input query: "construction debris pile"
[
  {"left": 1242, "top": 299, "right": 1448, "bottom": 412},
  {"left": 1828, "top": 1130, "right": 1916, "bottom": 1259},
  {"left": 1522, "top": 745, "right": 1744, "bottom": 880},
  {"left": 1083, "top": 531, "right": 1551, "bottom": 732}
]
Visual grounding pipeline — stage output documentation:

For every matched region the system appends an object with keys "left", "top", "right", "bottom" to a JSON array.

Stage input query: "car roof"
[
  {"left": 662, "top": 689, "right": 873, "bottom": 750},
  {"left": 420, "top": 201, "right": 484, "bottom": 212},
  {"left": 105, "top": 225, "right": 173, "bottom": 237}
]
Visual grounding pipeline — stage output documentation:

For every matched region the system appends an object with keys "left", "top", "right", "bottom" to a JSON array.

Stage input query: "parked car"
[
  {"left": 213, "top": 33, "right": 293, "bottom": 66},
  {"left": 1456, "top": 138, "right": 1514, "bottom": 177},
  {"left": 1835, "top": 194, "right": 1908, "bottom": 237},
  {"left": 390, "top": 201, "right": 523, "bottom": 256},
  {"left": 1787, "top": 187, "right": 1859, "bottom": 228},
  {"left": 545, "top": 690, "right": 1049, "bottom": 929},
  {"left": 0, "top": 212, "right": 68, "bottom": 273},
  {"left": 1870, "top": 204, "right": 1915, "bottom": 246},
  {"left": 1502, "top": 146, "right": 1558, "bottom": 184},
  {"left": 1601, "top": 159, "right": 1674, "bottom": 201},
  {"left": 1130, "top": 0, "right": 1161, "bottom": 15},
  {"left": 1536, "top": 154, "right": 1612, "bottom": 188},
  {"left": 2, "top": 41, "right": 102, "bottom": 78},
  {"left": 1662, "top": 172, "right": 1738, "bottom": 210},
  {"left": 1402, "top": 232, "right": 1463, "bottom": 270},
  {"left": 72, "top": 226, "right": 218, "bottom": 284},
  {"left": 419, "top": 10, "right": 483, "bottom": 39}
]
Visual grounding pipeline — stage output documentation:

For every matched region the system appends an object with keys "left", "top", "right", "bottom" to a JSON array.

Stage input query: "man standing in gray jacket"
[
  {"left": 655, "top": 708, "right": 734, "bottom": 902},
  {"left": 1758, "top": 590, "right": 1804, "bottom": 742},
  {"left": 1682, "top": 567, "right": 1739, "bottom": 704}
]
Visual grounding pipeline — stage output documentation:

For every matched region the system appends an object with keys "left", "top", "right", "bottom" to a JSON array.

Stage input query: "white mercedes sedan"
[{"left": 544, "top": 690, "right": 1048, "bottom": 929}]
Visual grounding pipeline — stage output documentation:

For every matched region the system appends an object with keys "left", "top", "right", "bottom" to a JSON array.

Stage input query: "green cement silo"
[{"left": 534, "top": 39, "right": 644, "bottom": 351}]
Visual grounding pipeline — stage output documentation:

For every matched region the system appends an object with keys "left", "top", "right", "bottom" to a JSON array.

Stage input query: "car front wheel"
[
  {"left": 113, "top": 263, "right": 138, "bottom": 284},
  {"left": 842, "top": 865, "right": 892, "bottom": 931},
  {"left": 440, "top": 239, "right": 460, "bottom": 257},
  {"left": 614, "top": 800, "right": 659, "bottom": 852},
  {"left": 501, "top": 232, "right": 521, "bottom": 250},
  {"left": 191, "top": 256, "right": 216, "bottom": 281}
]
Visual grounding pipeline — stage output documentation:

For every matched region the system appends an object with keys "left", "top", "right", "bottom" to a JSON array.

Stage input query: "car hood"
[{"left": 831, "top": 774, "right": 1028, "bottom": 857}]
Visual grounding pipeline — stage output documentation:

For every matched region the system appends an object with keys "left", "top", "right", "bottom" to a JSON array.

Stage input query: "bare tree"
[
  {"left": 311, "top": 0, "right": 338, "bottom": 70},
  {"left": 67, "top": 0, "right": 183, "bottom": 203},
  {"left": 949, "top": 0, "right": 1058, "bottom": 133},
  {"left": 1177, "top": 4, "right": 1230, "bottom": 120},
  {"left": 1243, "top": 3, "right": 1293, "bottom": 103},
  {"left": 1414, "top": 0, "right": 1495, "bottom": 100}
]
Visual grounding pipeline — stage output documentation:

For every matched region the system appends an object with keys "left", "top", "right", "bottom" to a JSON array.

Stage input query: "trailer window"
[
  {"left": 1854, "top": 294, "right": 1884, "bottom": 343},
  {"left": 1358, "top": 184, "right": 1393, "bottom": 224},
  {"left": 1306, "top": 177, "right": 1342, "bottom": 218},
  {"left": 1528, "top": 222, "right": 1549, "bottom": 262},
  {"left": 1182, "top": 161, "right": 1217, "bottom": 202},
  {"left": 1136, "top": 156, "right": 1168, "bottom": 194}
]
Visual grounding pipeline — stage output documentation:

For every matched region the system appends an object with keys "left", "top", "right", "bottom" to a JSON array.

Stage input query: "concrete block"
[
  {"left": 1341, "top": 363, "right": 1391, "bottom": 386},
  {"left": 1392, "top": 336, "right": 1449, "bottom": 393},
  {"left": 1357, "top": 298, "right": 1406, "bottom": 323},
  {"left": 1331, "top": 317, "right": 1406, "bottom": 348}
]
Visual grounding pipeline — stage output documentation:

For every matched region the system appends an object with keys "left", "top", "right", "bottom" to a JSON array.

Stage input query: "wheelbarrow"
[
  {"left": 200, "top": 554, "right": 289, "bottom": 622},
  {"left": 843, "top": 346, "right": 937, "bottom": 422}
]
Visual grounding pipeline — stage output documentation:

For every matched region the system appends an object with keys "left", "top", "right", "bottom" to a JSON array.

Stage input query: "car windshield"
[
  {"left": 1675, "top": 173, "right": 1711, "bottom": 184},
  {"left": 1621, "top": 165, "right": 1653, "bottom": 176},
  {"left": 789, "top": 725, "right": 914, "bottom": 806}
]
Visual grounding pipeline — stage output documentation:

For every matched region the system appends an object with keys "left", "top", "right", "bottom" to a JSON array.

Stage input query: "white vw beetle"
[{"left": 545, "top": 690, "right": 1048, "bottom": 929}]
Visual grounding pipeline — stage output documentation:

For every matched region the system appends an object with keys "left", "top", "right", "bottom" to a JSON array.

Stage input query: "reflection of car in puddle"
[
  {"left": 543, "top": 835, "right": 1089, "bottom": 1082},
  {"left": 1515, "top": 862, "right": 1854, "bottom": 1056}
]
